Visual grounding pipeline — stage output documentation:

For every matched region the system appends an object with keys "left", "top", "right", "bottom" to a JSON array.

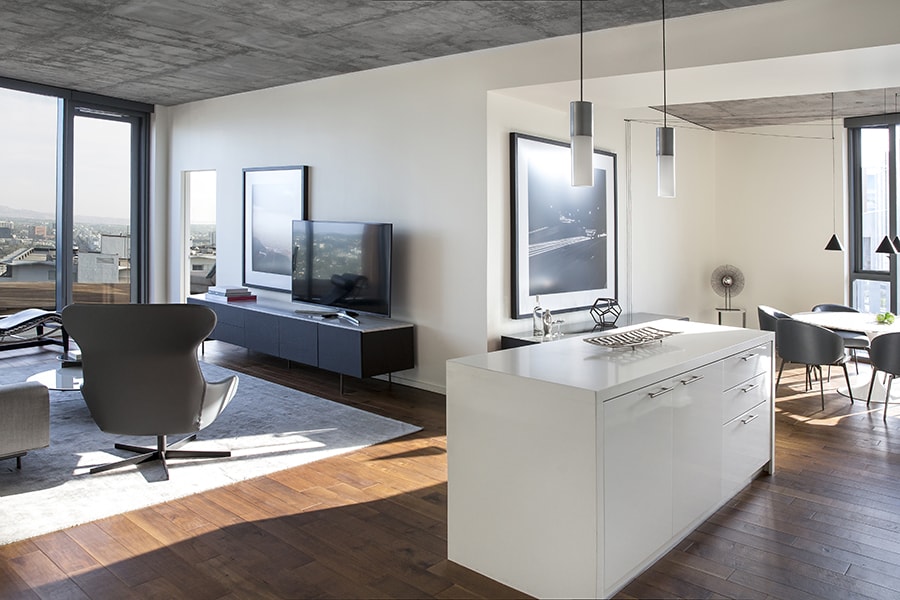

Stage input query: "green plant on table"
[{"left": 877, "top": 312, "right": 895, "bottom": 325}]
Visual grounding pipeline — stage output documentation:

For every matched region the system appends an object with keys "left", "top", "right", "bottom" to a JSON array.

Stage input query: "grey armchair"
[
  {"left": 0, "top": 381, "right": 50, "bottom": 469},
  {"left": 61, "top": 303, "right": 239, "bottom": 480},
  {"left": 757, "top": 305, "right": 791, "bottom": 334},
  {"left": 811, "top": 303, "right": 869, "bottom": 373},
  {"left": 867, "top": 332, "right": 900, "bottom": 421},
  {"left": 775, "top": 318, "right": 853, "bottom": 410}
]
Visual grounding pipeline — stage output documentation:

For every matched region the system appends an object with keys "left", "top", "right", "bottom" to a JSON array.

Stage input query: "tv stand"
[{"left": 188, "top": 295, "right": 414, "bottom": 387}]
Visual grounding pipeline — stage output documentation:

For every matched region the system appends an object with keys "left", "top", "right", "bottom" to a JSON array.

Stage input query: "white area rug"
[{"left": 0, "top": 360, "right": 421, "bottom": 545}]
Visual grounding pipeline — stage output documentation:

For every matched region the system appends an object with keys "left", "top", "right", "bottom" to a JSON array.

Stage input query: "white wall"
[
  {"left": 158, "top": 0, "right": 900, "bottom": 392},
  {"left": 166, "top": 62, "right": 493, "bottom": 392},
  {"left": 714, "top": 122, "right": 847, "bottom": 321}
]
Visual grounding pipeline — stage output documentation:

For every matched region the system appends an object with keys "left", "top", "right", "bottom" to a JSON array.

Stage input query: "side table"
[
  {"left": 26, "top": 367, "right": 83, "bottom": 391},
  {"left": 716, "top": 307, "right": 746, "bottom": 327}
]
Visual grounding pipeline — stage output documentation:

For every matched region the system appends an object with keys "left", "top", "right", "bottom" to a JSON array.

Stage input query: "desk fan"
[{"left": 710, "top": 264, "right": 744, "bottom": 310}]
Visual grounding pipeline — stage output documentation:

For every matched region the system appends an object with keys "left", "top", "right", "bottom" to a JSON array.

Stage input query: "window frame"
[{"left": 0, "top": 76, "right": 153, "bottom": 308}]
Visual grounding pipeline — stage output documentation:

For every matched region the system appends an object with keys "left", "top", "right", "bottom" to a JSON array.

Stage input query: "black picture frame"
[
  {"left": 510, "top": 132, "right": 618, "bottom": 319},
  {"left": 242, "top": 165, "right": 309, "bottom": 291}
]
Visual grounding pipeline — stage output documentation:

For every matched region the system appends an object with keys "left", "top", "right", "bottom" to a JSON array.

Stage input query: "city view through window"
[
  {"left": 187, "top": 170, "right": 217, "bottom": 294},
  {"left": 0, "top": 87, "right": 138, "bottom": 315}
]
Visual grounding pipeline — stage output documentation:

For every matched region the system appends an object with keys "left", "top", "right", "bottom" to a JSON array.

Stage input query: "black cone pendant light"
[{"left": 825, "top": 92, "right": 843, "bottom": 251}]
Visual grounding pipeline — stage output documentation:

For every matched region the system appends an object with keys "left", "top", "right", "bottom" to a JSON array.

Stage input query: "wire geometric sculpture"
[
  {"left": 710, "top": 264, "right": 745, "bottom": 310},
  {"left": 590, "top": 298, "right": 622, "bottom": 329}
]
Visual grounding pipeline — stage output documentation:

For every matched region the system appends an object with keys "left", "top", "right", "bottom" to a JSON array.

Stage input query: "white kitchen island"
[{"left": 446, "top": 319, "right": 774, "bottom": 599}]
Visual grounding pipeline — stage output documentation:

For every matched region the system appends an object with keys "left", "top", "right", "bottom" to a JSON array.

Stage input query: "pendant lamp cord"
[
  {"left": 662, "top": 0, "right": 667, "bottom": 129},
  {"left": 831, "top": 92, "right": 837, "bottom": 232},
  {"left": 579, "top": 0, "right": 584, "bottom": 102}
]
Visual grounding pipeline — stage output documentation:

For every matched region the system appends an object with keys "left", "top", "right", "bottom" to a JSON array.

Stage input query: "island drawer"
[
  {"left": 722, "top": 343, "right": 770, "bottom": 390},
  {"left": 722, "top": 400, "right": 770, "bottom": 496},
  {"left": 722, "top": 372, "right": 769, "bottom": 425}
]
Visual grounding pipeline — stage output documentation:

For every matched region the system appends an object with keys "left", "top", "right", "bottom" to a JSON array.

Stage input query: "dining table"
[{"left": 791, "top": 310, "right": 900, "bottom": 403}]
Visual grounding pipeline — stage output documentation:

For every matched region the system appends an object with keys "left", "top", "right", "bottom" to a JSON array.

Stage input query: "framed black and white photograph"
[
  {"left": 510, "top": 132, "right": 617, "bottom": 319},
  {"left": 243, "top": 165, "right": 309, "bottom": 291}
]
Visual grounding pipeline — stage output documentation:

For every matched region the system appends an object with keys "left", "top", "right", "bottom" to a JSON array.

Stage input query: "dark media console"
[{"left": 187, "top": 294, "right": 414, "bottom": 387}]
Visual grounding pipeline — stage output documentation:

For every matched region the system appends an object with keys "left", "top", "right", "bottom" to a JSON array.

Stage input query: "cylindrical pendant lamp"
[
  {"left": 656, "top": 125, "right": 675, "bottom": 197},
  {"left": 571, "top": 100, "right": 594, "bottom": 186}
]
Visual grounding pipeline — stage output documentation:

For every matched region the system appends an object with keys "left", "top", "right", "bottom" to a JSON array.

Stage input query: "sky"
[{"left": 0, "top": 86, "right": 133, "bottom": 221}]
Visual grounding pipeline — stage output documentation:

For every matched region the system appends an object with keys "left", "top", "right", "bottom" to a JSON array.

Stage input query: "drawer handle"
[
  {"left": 741, "top": 383, "right": 759, "bottom": 393},
  {"left": 741, "top": 414, "right": 759, "bottom": 425},
  {"left": 680, "top": 374, "right": 704, "bottom": 386},
  {"left": 740, "top": 353, "right": 758, "bottom": 361},
  {"left": 649, "top": 386, "right": 675, "bottom": 398}
]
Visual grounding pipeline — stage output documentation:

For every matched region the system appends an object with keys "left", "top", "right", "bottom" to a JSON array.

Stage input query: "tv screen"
[{"left": 291, "top": 220, "right": 393, "bottom": 317}]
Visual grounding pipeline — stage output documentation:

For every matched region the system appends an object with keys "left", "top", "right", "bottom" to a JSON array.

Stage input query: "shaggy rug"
[{"left": 0, "top": 360, "right": 421, "bottom": 545}]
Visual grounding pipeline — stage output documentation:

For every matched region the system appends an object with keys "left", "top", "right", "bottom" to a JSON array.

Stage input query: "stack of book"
[{"left": 205, "top": 285, "right": 257, "bottom": 302}]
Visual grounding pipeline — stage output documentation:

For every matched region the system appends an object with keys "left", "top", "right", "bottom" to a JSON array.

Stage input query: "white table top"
[{"left": 792, "top": 311, "right": 900, "bottom": 339}]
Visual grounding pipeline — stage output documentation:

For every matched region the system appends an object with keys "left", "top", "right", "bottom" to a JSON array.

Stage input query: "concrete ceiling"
[
  {"left": 5, "top": 0, "right": 891, "bottom": 131},
  {"left": 0, "top": 0, "right": 781, "bottom": 108},
  {"left": 661, "top": 88, "right": 900, "bottom": 130}
]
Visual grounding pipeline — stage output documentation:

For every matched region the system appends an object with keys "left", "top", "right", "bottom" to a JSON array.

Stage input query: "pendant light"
[
  {"left": 656, "top": 0, "right": 675, "bottom": 197},
  {"left": 824, "top": 92, "right": 844, "bottom": 251},
  {"left": 876, "top": 236, "right": 896, "bottom": 254},
  {"left": 570, "top": 0, "right": 593, "bottom": 187}
]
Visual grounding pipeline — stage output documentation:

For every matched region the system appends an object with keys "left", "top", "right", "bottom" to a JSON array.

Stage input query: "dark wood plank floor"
[{"left": 3, "top": 343, "right": 900, "bottom": 599}]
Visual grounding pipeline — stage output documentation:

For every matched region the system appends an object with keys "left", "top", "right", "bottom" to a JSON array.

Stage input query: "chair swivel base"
[{"left": 90, "top": 433, "right": 230, "bottom": 480}]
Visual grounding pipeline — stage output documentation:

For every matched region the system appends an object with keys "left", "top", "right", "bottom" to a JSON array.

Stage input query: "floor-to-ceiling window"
[
  {"left": 849, "top": 114, "right": 899, "bottom": 313},
  {"left": 0, "top": 87, "right": 59, "bottom": 313},
  {"left": 0, "top": 79, "right": 152, "bottom": 314}
]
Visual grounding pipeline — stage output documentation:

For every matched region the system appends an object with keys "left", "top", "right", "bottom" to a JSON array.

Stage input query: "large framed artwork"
[
  {"left": 510, "top": 132, "right": 617, "bottom": 319},
  {"left": 243, "top": 165, "right": 309, "bottom": 291}
]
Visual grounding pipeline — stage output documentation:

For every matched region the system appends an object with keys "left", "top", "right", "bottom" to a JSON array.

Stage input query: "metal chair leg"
[
  {"left": 818, "top": 365, "right": 825, "bottom": 410},
  {"left": 885, "top": 375, "right": 893, "bottom": 422},
  {"left": 776, "top": 360, "right": 786, "bottom": 388},
  {"left": 841, "top": 361, "right": 854, "bottom": 404},
  {"left": 868, "top": 368, "right": 878, "bottom": 407}
]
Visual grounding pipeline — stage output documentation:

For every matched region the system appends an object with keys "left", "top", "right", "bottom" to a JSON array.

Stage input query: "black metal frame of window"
[
  {"left": 847, "top": 112, "right": 900, "bottom": 313},
  {"left": 0, "top": 76, "right": 153, "bottom": 308}
]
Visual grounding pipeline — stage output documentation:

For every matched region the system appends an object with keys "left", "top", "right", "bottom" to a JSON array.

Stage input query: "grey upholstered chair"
[
  {"left": 867, "top": 332, "right": 900, "bottom": 421},
  {"left": 0, "top": 381, "right": 50, "bottom": 469},
  {"left": 757, "top": 305, "right": 791, "bottom": 375},
  {"left": 61, "top": 303, "right": 239, "bottom": 480},
  {"left": 811, "top": 303, "right": 869, "bottom": 373},
  {"left": 757, "top": 305, "right": 790, "bottom": 332},
  {"left": 775, "top": 318, "right": 853, "bottom": 410}
]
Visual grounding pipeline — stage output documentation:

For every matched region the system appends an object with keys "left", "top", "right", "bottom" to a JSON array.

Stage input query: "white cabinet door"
[
  {"left": 672, "top": 362, "right": 723, "bottom": 533},
  {"left": 603, "top": 381, "right": 674, "bottom": 589}
]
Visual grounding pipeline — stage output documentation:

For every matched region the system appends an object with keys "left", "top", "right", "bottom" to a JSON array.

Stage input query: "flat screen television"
[{"left": 291, "top": 220, "right": 393, "bottom": 317}]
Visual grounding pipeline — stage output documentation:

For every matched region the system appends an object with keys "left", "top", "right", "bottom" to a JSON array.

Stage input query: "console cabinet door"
[
  {"left": 603, "top": 381, "right": 674, "bottom": 590},
  {"left": 318, "top": 326, "right": 362, "bottom": 377},
  {"left": 204, "top": 302, "right": 245, "bottom": 346},
  {"left": 279, "top": 318, "right": 318, "bottom": 366},
  {"left": 243, "top": 311, "right": 279, "bottom": 356}
]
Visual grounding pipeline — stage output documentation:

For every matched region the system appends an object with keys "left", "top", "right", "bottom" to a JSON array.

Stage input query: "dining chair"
[
  {"left": 811, "top": 303, "right": 869, "bottom": 373},
  {"left": 775, "top": 318, "right": 854, "bottom": 410},
  {"left": 866, "top": 331, "right": 900, "bottom": 421},
  {"left": 758, "top": 305, "right": 792, "bottom": 383},
  {"left": 757, "top": 305, "right": 791, "bottom": 334}
]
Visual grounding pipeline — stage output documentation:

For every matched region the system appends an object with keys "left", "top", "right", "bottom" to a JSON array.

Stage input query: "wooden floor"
[{"left": 3, "top": 345, "right": 900, "bottom": 599}]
